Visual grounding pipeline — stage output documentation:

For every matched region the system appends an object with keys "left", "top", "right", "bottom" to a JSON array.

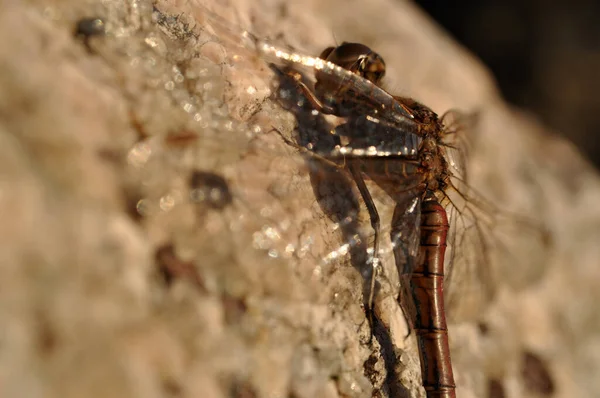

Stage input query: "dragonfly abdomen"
[{"left": 410, "top": 192, "right": 456, "bottom": 398}]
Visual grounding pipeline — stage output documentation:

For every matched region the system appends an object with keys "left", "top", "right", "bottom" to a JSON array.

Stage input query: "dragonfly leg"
[
  {"left": 348, "top": 162, "right": 381, "bottom": 339},
  {"left": 270, "top": 65, "right": 338, "bottom": 115}
]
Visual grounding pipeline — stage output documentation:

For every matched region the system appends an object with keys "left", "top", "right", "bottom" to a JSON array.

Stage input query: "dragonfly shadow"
[
  {"left": 372, "top": 315, "right": 413, "bottom": 398},
  {"left": 269, "top": 64, "right": 376, "bottom": 305},
  {"left": 269, "top": 65, "right": 410, "bottom": 396}
]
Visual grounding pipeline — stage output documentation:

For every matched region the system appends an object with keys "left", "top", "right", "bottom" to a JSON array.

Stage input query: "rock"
[{"left": 1, "top": 0, "right": 598, "bottom": 397}]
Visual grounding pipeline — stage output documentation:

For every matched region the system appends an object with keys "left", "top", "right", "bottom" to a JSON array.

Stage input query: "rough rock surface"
[{"left": 1, "top": 0, "right": 599, "bottom": 397}]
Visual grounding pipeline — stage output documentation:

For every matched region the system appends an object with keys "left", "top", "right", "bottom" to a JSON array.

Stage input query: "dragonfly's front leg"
[{"left": 271, "top": 65, "right": 338, "bottom": 115}]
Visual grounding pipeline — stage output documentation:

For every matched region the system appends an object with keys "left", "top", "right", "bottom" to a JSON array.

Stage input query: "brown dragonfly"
[
  {"left": 248, "top": 43, "right": 548, "bottom": 398},
  {"left": 185, "top": 5, "right": 549, "bottom": 397},
  {"left": 273, "top": 42, "right": 461, "bottom": 397}
]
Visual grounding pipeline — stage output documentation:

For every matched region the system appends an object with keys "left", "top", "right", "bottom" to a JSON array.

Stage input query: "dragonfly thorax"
[{"left": 419, "top": 137, "right": 451, "bottom": 193}]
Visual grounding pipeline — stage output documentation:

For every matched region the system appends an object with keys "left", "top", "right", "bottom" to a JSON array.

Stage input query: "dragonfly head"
[{"left": 319, "top": 42, "right": 386, "bottom": 85}]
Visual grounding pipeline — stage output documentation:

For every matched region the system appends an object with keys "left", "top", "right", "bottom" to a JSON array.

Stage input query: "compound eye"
[
  {"left": 366, "top": 70, "right": 384, "bottom": 84},
  {"left": 357, "top": 54, "right": 385, "bottom": 84}
]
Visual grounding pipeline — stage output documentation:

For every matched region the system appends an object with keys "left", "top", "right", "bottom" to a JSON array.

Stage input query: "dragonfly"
[
  {"left": 165, "top": 3, "right": 549, "bottom": 397},
  {"left": 272, "top": 41, "right": 461, "bottom": 397},
  {"left": 262, "top": 38, "right": 551, "bottom": 396}
]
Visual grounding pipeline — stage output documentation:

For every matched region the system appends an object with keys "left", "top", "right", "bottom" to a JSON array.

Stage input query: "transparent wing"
[
  {"left": 192, "top": 1, "right": 423, "bottom": 136},
  {"left": 390, "top": 195, "right": 422, "bottom": 323},
  {"left": 438, "top": 111, "right": 552, "bottom": 323}
]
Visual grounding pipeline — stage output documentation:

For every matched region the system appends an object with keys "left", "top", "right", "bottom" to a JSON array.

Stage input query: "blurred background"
[{"left": 414, "top": 0, "right": 600, "bottom": 168}]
